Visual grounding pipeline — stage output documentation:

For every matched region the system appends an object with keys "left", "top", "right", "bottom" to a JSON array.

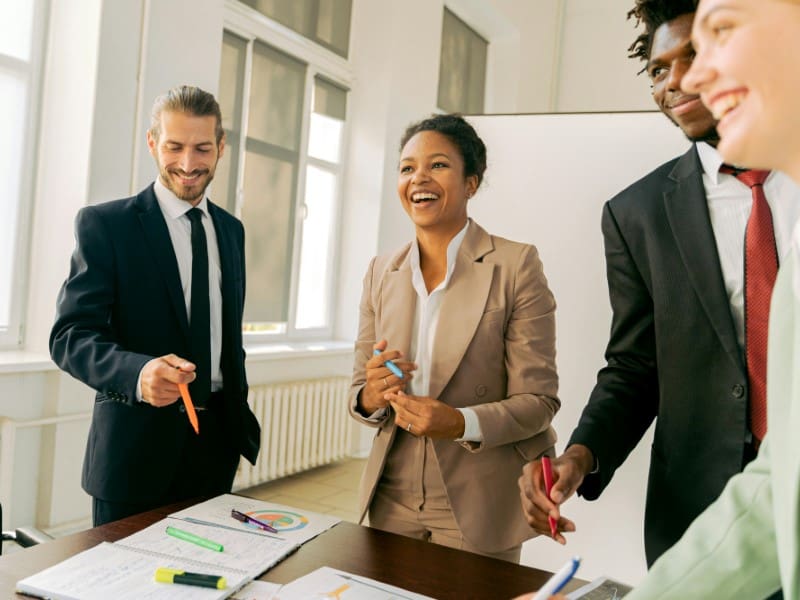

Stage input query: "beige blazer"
[{"left": 349, "top": 220, "right": 560, "bottom": 553}]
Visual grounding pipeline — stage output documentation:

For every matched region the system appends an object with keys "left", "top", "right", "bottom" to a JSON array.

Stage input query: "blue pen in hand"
[
  {"left": 373, "top": 349, "right": 404, "bottom": 379},
  {"left": 532, "top": 556, "right": 581, "bottom": 599}
]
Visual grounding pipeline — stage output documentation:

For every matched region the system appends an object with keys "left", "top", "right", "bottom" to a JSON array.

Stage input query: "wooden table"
[{"left": 0, "top": 499, "right": 584, "bottom": 599}]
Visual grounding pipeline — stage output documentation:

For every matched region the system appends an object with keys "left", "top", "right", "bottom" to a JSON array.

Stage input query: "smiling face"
[
  {"left": 147, "top": 110, "right": 224, "bottom": 205},
  {"left": 397, "top": 130, "right": 478, "bottom": 239},
  {"left": 648, "top": 13, "right": 719, "bottom": 142},
  {"left": 683, "top": 0, "right": 800, "bottom": 177}
]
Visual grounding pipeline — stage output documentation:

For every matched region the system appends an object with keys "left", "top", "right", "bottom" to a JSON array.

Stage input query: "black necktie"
[{"left": 186, "top": 208, "right": 211, "bottom": 407}]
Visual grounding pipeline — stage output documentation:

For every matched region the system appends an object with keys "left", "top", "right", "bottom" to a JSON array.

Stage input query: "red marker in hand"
[{"left": 541, "top": 456, "right": 558, "bottom": 538}]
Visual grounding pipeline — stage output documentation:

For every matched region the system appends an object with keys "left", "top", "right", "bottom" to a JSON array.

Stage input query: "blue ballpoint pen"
[
  {"left": 373, "top": 349, "right": 404, "bottom": 379},
  {"left": 532, "top": 556, "right": 581, "bottom": 599}
]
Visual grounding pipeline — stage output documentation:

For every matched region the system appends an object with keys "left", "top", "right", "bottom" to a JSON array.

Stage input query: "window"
[
  {"left": 0, "top": 0, "right": 47, "bottom": 347},
  {"left": 239, "top": 0, "right": 352, "bottom": 58},
  {"left": 438, "top": 8, "right": 487, "bottom": 114},
  {"left": 217, "top": 6, "right": 351, "bottom": 340}
]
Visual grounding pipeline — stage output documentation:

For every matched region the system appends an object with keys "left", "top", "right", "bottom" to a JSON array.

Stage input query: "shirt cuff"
[
  {"left": 456, "top": 407, "right": 483, "bottom": 442},
  {"left": 364, "top": 407, "right": 388, "bottom": 422},
  {"left": 135, "top": 369, "right": 145, "bottom": 402}
]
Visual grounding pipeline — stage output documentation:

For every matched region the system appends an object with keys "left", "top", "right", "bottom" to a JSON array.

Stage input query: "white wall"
[{"left": 557, "top": 0, "right": 653, "bottom": 112}]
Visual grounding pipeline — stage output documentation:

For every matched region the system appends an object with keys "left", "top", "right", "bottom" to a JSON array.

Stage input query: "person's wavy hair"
[{"left": 627, "top": 0, "right": 698, "bottom": 71}]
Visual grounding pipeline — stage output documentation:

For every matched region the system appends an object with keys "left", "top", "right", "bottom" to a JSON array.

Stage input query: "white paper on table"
[
  {"left": 229, "top": 579, "right": 283, "bottom": 600},
  {"left": 15, "top": 541, "right": 245, "bottom": 600},
  {"left": 566, "top": 576, "right": 632, "bottom": 599},
  {"left": 118, "top": 516, "right": 296, "bottom": 579},
  {"left": 272, "top": 566, "right": 435, "bottom": 600},
  {"left": 170, "top": 493, "right": 340, "bottom": 546}
]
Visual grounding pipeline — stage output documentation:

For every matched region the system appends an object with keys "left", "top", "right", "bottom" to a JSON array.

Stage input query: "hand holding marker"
[{"left": 373, "top": 349, "right": 404, "bottom": 379}]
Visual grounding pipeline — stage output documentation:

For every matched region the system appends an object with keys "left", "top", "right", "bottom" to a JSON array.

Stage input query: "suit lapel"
[
  {"left": 664, "top": 146, "right": 744, "bottom": 371},
  {"left": 380, "top": 247, "right": 416, "bottom": 357},
  {"left": 429, "top": 221, "right": 494, "bottom": 400},
  {"left": 136, "top": 185, "right": 190, "bottom": 341},
  {"left": 208, "top": 202, "right": 238, "bottom": 350}
]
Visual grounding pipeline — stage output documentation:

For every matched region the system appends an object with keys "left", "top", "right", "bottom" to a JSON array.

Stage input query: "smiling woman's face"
[
  {"left": 396, "top": 130, "right": 477, "bottom": 239},
  {"left": 683, "top": 0, "right": 800, "bottom": 178}
]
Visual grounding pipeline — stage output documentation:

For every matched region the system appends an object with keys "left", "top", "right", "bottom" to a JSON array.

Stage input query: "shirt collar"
[
  {"left": 409, "top": 220, "right": 470, "bottom": 292},
  {"left": 153, "top": 177, "right": 210, "bottom": 220},
  {"left": 695, "top": 141, "right": 725, "bottom": 186}
]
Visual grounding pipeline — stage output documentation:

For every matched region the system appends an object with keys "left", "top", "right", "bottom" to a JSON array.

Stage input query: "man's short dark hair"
[{"left": 627, "top": 0, "right": 698, "bottom": 66}]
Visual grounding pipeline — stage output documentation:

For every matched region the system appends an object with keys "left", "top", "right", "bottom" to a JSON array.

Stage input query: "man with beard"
[
  {"left": 50, "top": 86, "right": 260, "bottom": 526},
  {"left": 518, "top": 0, "right": 800, "bottom": 568}
]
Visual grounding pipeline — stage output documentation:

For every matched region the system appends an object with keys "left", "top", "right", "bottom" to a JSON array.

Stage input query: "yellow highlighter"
[{"left": 155, "top": 567, "right": 226, "bottom": 589}]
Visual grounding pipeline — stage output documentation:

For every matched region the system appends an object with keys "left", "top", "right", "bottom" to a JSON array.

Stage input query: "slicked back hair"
[
  {"left": 149, "top": 85, "right": 224, "bottom": 145},
  {"left": 627, "top": 0, "right": 698, "bottom": 69}
]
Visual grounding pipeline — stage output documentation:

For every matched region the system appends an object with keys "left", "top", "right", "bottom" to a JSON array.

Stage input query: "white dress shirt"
[
  {"left": 407, "top": 222, "right": 482, "bottom": 442},
  {"left": 136, "top": 178, "right": 224, "bottom": 400},
  {"left": 366, "top": 222, "right": 482, "bottom": 441},
  {"left": 696, "top": 142, "right": 800, "bottom": 351}
]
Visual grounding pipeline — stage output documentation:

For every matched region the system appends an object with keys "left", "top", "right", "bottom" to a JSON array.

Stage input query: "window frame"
[
  {"left": 223, "top": 0, "right": 354, "bottom": 343},
  {"left": 0, "top": 0, "right": 49, "bottom": 349},
  {"left": 437, "top": 4, "right": 489, "bottom": 115}
]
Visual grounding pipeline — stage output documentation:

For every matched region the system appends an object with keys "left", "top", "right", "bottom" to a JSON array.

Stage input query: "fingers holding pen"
[
  {"left": 518, "top": 460, "right": 576, "bottom": 544},
  {"left": 359, "top": 342, "right": 416, "bottom": 414},
  {"left": 140, "top": 354, "right": 196, "bottom": 407}
]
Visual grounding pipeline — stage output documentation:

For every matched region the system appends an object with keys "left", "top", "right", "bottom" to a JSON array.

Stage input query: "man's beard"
[
  {"left": 160, "top": 165, "right": 215, "bottom": 203},
  {"left": 686, "top": 126, "right": 720, "bottom": 144},
  {"left": 666, "top": 113, "right": 721, "bottom": 145}
]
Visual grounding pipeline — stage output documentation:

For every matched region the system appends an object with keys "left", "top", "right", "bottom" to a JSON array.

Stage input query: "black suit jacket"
[
  {"left": 568, "top": 145, "right": 752, "bottom": 565},
  {"left": 50, "top": 184, "right": 260, "bottom": 503}
]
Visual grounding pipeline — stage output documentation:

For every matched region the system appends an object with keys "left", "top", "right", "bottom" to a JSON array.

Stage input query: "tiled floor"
[{"left": 239, "top": 458, "right": 366, "bottom": 523}]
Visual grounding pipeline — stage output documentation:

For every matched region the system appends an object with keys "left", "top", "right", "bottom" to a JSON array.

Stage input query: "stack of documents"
[{"left": 15, "top": 494, "right": 341, "bottom": 600}]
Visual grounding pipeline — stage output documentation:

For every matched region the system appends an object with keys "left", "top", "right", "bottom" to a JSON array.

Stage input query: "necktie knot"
[
  {"left": 720, "top": 165, "right": 771, "bottom": 188},
  {"left": 187, "top": 207, "right": 203, "bottom": 224}
]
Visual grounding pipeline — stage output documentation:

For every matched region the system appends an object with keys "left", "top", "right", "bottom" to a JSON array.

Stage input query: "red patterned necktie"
[{"left": 721, "top": 166, "right": 775, "bottom": 443}]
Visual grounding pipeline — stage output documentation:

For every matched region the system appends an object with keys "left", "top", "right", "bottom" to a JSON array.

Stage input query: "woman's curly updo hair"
[{"left": 400, "top": 114, "right": 487, "bottom": 187}]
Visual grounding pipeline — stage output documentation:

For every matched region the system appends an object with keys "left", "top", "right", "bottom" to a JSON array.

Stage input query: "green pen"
[{"left": 166, "top": 525, "right": 224, "bottom": 552}]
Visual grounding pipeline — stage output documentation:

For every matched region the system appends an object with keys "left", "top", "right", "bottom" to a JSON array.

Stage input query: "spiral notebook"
[{"left": 15, "top": 516, "right": 296, "bottom": 600}]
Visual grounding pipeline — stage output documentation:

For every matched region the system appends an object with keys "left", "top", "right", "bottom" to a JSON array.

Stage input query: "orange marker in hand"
[
  {"left": 541, "top": 456, "right": 558, "bottom": 538},
  {"left": 176, "top": 367, "right": 199, "bottom": 434}
]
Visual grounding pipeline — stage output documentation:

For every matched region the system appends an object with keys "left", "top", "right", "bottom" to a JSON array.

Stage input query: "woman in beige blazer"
[{"left": 349, "top": 114, "right": 559, "bottom": 562}]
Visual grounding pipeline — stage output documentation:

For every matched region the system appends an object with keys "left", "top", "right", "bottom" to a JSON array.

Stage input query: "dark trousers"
[{"left": 92, "top": 399, "right": 239, "bottom": 526}]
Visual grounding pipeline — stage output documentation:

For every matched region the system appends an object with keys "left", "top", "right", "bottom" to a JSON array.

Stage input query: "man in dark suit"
[
  {"left": 50, "top": 85, "right": 260, "bottom": 526},
  {"left": 518, "top": 0, "right": 800, "bottom": 567}
]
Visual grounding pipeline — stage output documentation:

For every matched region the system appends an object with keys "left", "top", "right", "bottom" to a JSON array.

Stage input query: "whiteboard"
[{"left": 466, "top": 112, "right": 690, "bottom": 584}]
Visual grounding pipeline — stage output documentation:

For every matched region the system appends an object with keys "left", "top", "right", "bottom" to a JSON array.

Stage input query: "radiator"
[{"left": 233, "top": 376, "right": 354, "bottom": 490}]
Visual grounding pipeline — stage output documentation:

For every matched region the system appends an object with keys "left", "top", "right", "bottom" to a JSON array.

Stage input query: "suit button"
[
  {"left": 475, "top": 385, "right": 487, "bottom": 397},
  {"left": 731, "top": 384, "right": 745, "bottom": 398}
]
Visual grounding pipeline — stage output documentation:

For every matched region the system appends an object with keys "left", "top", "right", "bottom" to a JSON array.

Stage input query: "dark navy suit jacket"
[{"left": 50, "top": 184, "right": 260, "bottom": 503}]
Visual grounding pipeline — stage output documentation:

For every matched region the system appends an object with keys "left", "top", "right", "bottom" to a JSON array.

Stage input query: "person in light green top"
[{"left": 625, "top": 0, "right": 800, "bottom": 597}]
